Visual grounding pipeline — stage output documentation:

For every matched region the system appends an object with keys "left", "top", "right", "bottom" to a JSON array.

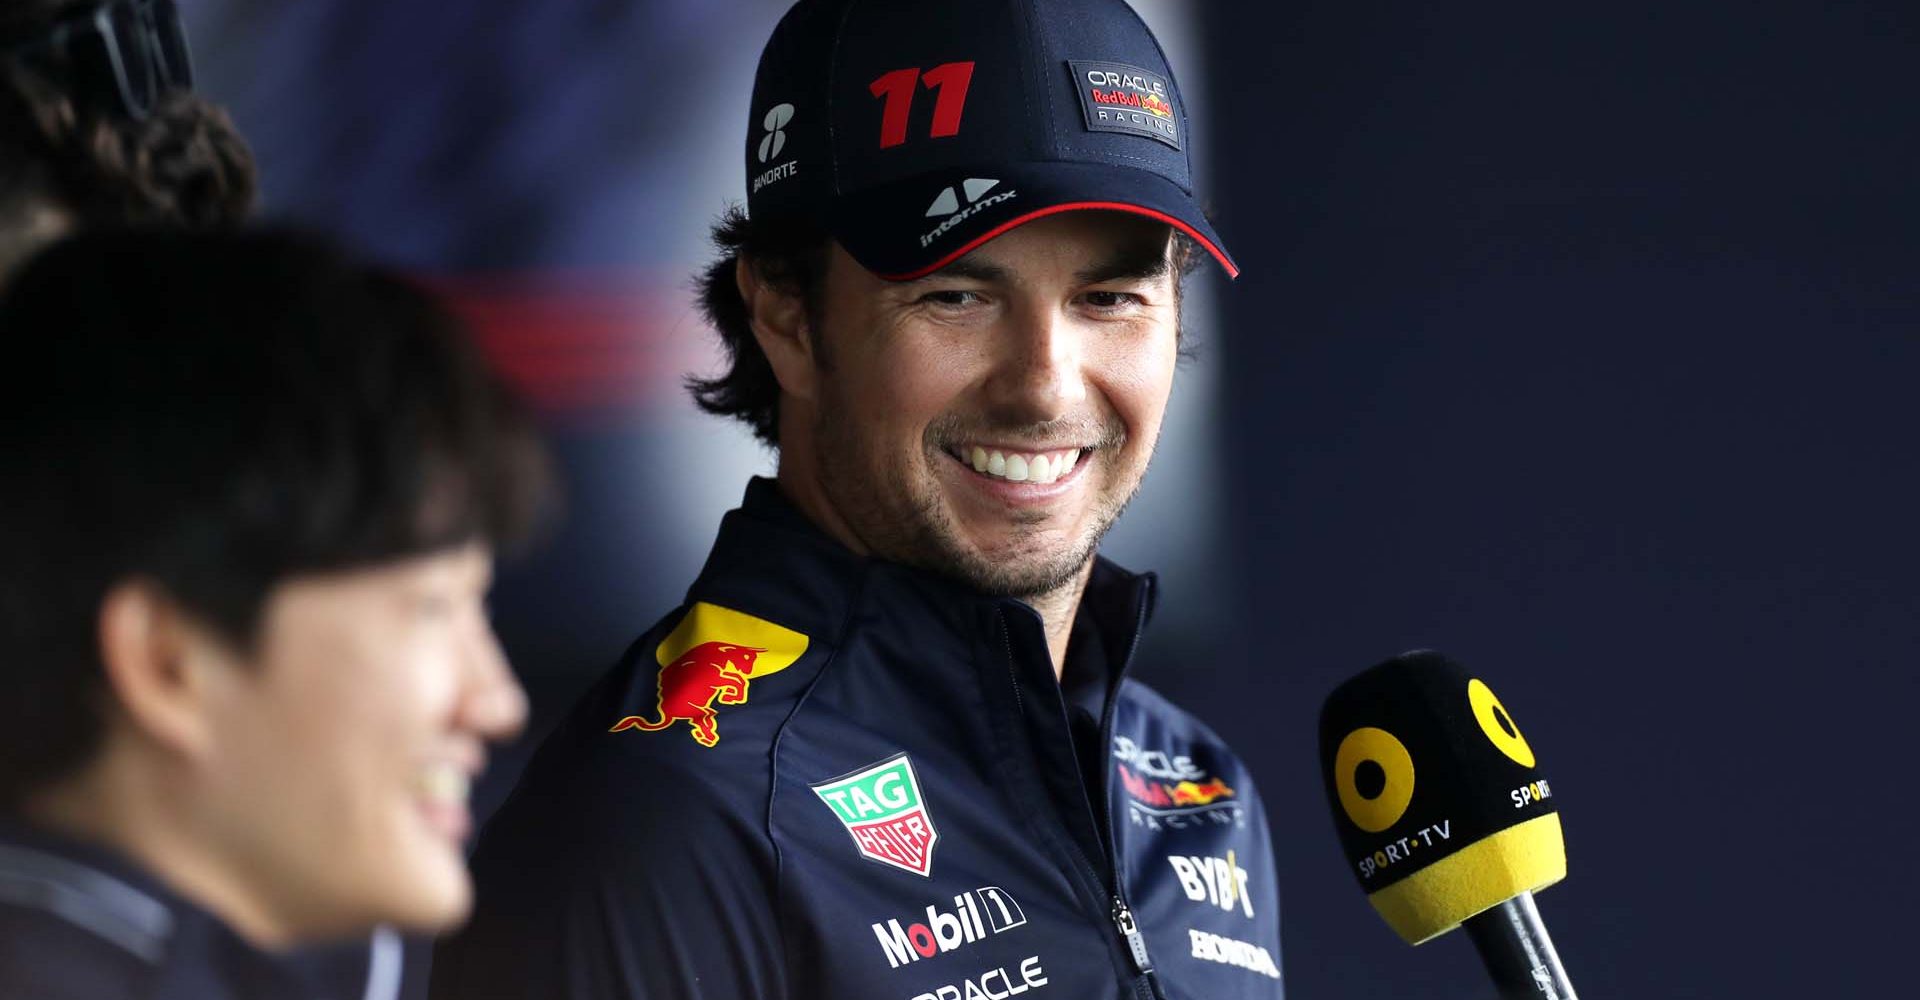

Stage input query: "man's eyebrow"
[{"left": 1074, "top": 244, "right": 1173, "bottom": 285}]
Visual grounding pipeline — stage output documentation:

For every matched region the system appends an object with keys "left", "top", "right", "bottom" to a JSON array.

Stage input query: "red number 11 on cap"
[{"left": 869, "top": 62, "right": 976, "bottom": 148}]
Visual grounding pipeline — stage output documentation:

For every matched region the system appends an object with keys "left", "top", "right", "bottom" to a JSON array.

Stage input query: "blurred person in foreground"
[
  {"left": 434, "top": 2, "right": 1286, "bottom": 998},
  {"left": 0, "top": 229, "right": 550, "bottom": 1000},
  {"left": 0, "top": 0, "right": 253, "bottom": 283}
]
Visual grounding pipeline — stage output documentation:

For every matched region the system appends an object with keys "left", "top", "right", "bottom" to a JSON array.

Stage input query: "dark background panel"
[{"left": 1202, "top": 2, "right": 1917, "bottom": 996}]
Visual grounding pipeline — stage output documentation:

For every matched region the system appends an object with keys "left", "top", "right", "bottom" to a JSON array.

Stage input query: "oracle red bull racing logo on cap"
[
  {"left": 609, "top": 602, "right": 808, "bottom": 748},
  {"left": 811, "top": 752, "right": 939, "bottom": 877},
  {"left": 1068, "top": 59, "right": 1181, "bottom": 150}
]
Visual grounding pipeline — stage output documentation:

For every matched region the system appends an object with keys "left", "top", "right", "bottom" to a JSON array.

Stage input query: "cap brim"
[{"left": 829, "top": 161, "right": 1238, "bottom": 282}]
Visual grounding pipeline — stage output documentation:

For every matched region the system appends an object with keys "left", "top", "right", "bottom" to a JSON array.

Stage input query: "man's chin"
[
  {"left": 927, "top": 542, "right": 1096, "bottom": 601},
  {"left": 918, "top": 503, "right": 1114, "bottom": 594}
]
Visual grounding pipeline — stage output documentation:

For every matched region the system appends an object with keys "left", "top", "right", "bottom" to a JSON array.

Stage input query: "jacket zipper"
[
  {"left": 1112, "top": 897, "right": 1153, "bottom": 974},
  {"left": 999, "top": 610, "right": 1157, "bottom": 997},
  {"left": 1100, "top": 580, "right": 1160, "bottom": 994}
]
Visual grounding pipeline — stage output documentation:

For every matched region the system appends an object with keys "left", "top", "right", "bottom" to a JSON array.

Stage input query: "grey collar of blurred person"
[{"left": 0, "top": 818, "right": 402, "bottom": 1000}]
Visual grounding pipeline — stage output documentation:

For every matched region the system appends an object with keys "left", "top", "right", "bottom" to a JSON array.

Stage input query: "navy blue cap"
[{"left": 744, "top": 0, "right": 1237, "bottom": 280}]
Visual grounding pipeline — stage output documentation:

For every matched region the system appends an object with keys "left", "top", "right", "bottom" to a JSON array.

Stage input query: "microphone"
[{"left": 1318, "top": 651, "right": 1577, "bottom": 1000}]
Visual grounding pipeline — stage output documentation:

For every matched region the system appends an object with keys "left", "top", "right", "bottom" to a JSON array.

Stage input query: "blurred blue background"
[{"left": 185, "top": 1, "right": 1916, "bottom": 996}]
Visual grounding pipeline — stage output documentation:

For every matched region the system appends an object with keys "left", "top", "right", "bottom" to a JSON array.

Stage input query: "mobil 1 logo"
[{"left": 872, "top": 886, "right": 1027, "bottom": 969}]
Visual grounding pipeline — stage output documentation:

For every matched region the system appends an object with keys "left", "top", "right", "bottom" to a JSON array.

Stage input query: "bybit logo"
[{"left": 1168, "top": 850, "right": 1254, "bottom": 918}]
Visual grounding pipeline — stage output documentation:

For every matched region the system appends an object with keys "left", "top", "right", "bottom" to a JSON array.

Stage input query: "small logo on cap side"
[
  {"left": 924, "top": 177, "right": 1000, "bottom": 218},
  {"left": 752, "top": 102, "right": 801, "bottom": 195},
  {"left": 757, "top": 103, "right": 795, "bottom": 164},
  {"left": 919, "top": 178, "right": 1018, "bottom": 247}
]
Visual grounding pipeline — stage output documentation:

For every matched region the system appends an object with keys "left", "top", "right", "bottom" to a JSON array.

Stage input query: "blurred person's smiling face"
[
  {"left": 766, "top": 211, "right": 1182, "bottom": 597},
  {"left": 185, "top": 542, "right": 525, "bottom": 941}
]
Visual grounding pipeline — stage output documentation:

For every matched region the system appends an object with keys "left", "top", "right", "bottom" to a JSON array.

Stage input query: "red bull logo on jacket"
[
  {"left": 1112, "top": 735, "right": 1242, "bottom": 829},
  {"left": 609, "top": 602, "right": 808, "bottom": 748},
  {"left": 812, "top": 752, "right": 939, "bottom": 877}
]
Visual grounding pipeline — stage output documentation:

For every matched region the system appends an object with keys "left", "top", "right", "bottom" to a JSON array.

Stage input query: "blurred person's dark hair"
[
  {"left": 0, "top": 228, "right": 553, "bottom": 812},
  {"left": 0, "top": 0, "right": 255, "bottom": 279},
  {"left": 691, "top": 207, "right": 1202, "bottom": 447}
]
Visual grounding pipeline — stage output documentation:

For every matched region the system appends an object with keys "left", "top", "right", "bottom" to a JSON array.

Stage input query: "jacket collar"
[{"left": 0, "top": 818, "right": 176, "bottom": 963}]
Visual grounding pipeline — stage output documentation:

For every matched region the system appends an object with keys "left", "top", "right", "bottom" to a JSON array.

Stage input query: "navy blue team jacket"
[{"left": 433, "top": 479, "right": 1284, "bottom": 999}]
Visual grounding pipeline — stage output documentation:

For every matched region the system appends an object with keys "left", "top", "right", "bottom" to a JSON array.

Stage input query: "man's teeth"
[
  {"left": 966, "top": 446, "right": 1081, "bottom": 485},
  {"left": 418, "top": 763, "right": 471, "bottom": 805}
]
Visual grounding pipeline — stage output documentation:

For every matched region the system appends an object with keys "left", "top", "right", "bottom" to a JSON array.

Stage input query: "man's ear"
[
  {"left": 737, "top": 254, "right": 820, "bottom": 403},
  {"left": 96, "top": 581, "right": 234, "bottom": 761}
]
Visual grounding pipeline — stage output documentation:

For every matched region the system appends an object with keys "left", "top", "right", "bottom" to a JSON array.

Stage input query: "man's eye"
[
  {"left": 1084, "top": 290, "right": 1144, "bottom": 309},
  {"left": 919, "top": 289, "right": 983, "bottom": 307}
]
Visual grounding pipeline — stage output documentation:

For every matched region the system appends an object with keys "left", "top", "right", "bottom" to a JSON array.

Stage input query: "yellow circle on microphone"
[
  {"left": 1469, "top": 678, "right": 1536, "bottom": 768},
  {"left": 1334, "top": 727, "right": 1416, "bottom": 833}
]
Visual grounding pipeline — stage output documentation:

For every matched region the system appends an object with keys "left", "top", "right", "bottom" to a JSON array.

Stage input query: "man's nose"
[
  {"left": 460, "top": 625, "right": 529, "bottom": 743},
  {"left": 986, "top": 305, "right": 1087, "bottom": 423}
]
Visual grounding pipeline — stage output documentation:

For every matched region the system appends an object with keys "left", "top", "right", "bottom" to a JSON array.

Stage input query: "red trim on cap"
[{"left": 875, "top": 201, "right": 1240, "bottom": 282}]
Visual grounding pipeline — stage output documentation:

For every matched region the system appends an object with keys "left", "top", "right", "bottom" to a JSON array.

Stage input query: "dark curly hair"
[
  {"left": 689, "top": 207, "right": 833, "bottom": 447},
  {"left": 689, "top": 208, "right": 1202, "bottom": 448},
  {"left": 0, "top": 1, "right": 256, "bottom": 276}
]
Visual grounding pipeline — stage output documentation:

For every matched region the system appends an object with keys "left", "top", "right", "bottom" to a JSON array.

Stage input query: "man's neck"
[
  {"left": 775, "top": 455, "right": 866, "bottom": 563},
  {"left": 772, "top": 465, "right": 1092, "bottom": 680},
  {"left": 1024, "top": 563, "right": 1094, "bottom": 681}
]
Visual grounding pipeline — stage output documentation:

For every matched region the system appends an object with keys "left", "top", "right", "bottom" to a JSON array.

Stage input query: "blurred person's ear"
[
  {"left": 0, "top": 196, "right": 74, "bottom": 287},
  {"left": 738, "top": 254, "right": 819, "bottom": 403},
  {"left": 96, "top": 580, "right": 230, "bottom": 761}
]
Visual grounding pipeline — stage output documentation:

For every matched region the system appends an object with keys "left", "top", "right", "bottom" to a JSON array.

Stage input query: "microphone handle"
[{"left": 1460, "top": 891, "right": 1578, "bottom": 1000}]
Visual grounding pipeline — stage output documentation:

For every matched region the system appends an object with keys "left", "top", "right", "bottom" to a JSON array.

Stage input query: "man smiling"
[
  {"left": 763, "top": 213, "right": 1186, "bottom": 672},
  {"left": 433, "top": 2, "right": 1285, "bottom": 998}
]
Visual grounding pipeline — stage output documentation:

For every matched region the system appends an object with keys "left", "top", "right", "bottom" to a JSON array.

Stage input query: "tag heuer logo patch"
[{"left": 811, "top": 753, "right": 939, "bottom": 877}]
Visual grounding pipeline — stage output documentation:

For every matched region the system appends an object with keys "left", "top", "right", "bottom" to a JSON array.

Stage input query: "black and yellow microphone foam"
[{"left": 1318, "top": 651, "right": 1565, "bottom": 946}]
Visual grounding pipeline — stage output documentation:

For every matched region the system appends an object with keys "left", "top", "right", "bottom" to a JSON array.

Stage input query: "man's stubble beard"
[{"left": 813, "top": 400, "right": 1150, "bottom": 602}]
